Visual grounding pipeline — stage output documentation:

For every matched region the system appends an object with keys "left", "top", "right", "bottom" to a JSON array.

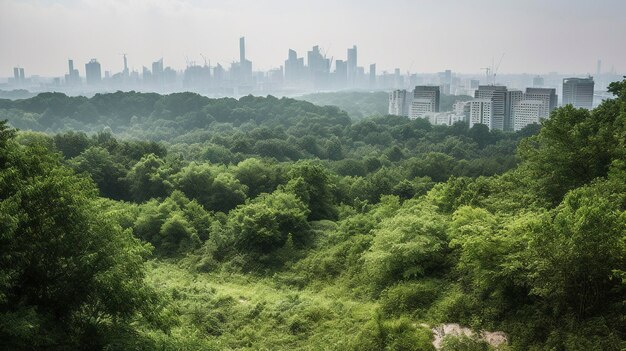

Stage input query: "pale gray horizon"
[{"left": 1, "top": 0, "right": 625, "bottom": 77}]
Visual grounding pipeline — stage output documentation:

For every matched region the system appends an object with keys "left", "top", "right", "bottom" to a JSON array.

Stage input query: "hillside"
[{"left": 1, "top": 80, "right": 625, "bottom": 350}]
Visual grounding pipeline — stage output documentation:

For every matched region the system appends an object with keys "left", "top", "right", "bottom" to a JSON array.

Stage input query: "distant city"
[{"left": 3, "top": 36, "right": 623, "bottom": 132}]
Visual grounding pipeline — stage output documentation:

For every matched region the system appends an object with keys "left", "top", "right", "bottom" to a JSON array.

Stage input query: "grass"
[{"left": 145, "top": 260, "right": 377, "bottom": 350}]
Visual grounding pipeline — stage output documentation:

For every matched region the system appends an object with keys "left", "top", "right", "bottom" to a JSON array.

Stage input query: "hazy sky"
[{"left": 1, "top": 0, "right": 625, "bottom": 77}]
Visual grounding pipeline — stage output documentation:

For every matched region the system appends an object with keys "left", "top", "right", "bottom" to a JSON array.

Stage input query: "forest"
[{"left": 0, "top": 79, "right": 625, "bottom": 350}]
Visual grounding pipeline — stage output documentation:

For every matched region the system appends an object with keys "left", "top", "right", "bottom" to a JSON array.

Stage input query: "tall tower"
[
  {"left": 239, "top": 37, "right": 246, "bottom": 63},
  {"left": 347, "top": 45, "right": 357, "bottom": 86},
  {"left": 123, "top": 54, "right": 129, "bottom": 77}
]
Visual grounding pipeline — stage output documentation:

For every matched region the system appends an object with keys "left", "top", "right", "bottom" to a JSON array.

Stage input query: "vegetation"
[{"left": 0, "top": 79, "right": 625, "bottom": 350}]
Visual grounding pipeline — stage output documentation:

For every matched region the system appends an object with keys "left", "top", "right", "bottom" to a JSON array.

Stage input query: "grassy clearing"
[{"left": 146, "top": 261, "right": 377, "bottom": 350}]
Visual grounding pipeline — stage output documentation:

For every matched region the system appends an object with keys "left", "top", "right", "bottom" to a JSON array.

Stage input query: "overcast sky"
[{"left": 1, "top": 0, "right": 625, "bottom": 77}]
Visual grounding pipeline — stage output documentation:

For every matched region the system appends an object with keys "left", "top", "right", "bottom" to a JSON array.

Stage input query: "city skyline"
[{"left": 2, "top": 0, "right": 626, "bottom": 77}]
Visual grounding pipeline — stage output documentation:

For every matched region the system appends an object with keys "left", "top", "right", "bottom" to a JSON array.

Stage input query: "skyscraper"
[
  {"left": 65, "top": 59, "right": 80, "bottom": 85},
  {"left": 151, "top": 58, "right": 163, "bottom": 85},
  {"left": 13, "top": 67, "right": 19, "bottom": 84},
  {"left": 123, "top": 54, "right": 129, "bottom": 78},
  {"left": 240, "top": 37, "right": 246, "bottom": 64},
  {"left": 369, "top": 64, "right": 376, "bottom": 88},
  {"left": 85, "top": 59, "right": 101, "bottom": 85},
  {"left": 307, "top": 45, "right": 330, "bottom": 88},
  {"left": 562, "top": 77, "right": 594, "bottom": 109},
  {"left": 334, "top": 60, "right": 347, "bottom": 88},
  {"left": 532, "top": 76, "right": 544, "bottom": 87},
  {"left": 347, "top": 45, "right": 357, "bottom": 87},
  {"left": 475, "top": 85, "right": 507, "bottom": 130},
  {"left": 238, "top": 37, "right": 252, "bottom": 83},
  {"left": 409, "top": 86, "right": 440, "bottom": 119},
  {"left": 389, "top": 90, "right": 411, "bottom": 117},
  {"left": 504, "top": 90, "right": 524, "bottom": 131},
  {"left": 284, "top": 49, "right": 304, "bottom": 83}
]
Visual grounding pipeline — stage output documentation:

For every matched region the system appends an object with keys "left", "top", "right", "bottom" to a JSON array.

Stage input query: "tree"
[
  {"left": 69, "top": 146, "right": 128, "bottom": 200},
  {"left": 0, "top": 127, "right": 161, "bottom": 348},
  {"left": 234, "top": 158, "right": 283, "bottom": 198},
  {"left": 518, "top": 82, "right": 626, "bottom": 205},
  {"left": 227, "top": 190, "right": 310, "bottom": 267},
  {"left": 125, "top": 153, "right": 173, "bottom": 202},
  {"left": 173, "top": 163, "right": 247, "bottom": 213},
  {"left": 286, "top": 161, "right": 338, "bottom": 220},
  {"left": 363, "top": 201, "right": 449, "bottom": 294}
]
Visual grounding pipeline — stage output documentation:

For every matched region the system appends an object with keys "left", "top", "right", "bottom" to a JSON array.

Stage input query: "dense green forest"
[{"left": 0, "top": 80, "right": 625, "bottom": 350}]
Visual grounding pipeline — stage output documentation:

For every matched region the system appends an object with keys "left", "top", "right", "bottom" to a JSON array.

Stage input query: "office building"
[
  {"left": 469, "top": 99, "right": 493, "bottom": 129},
  {"left": 513, "top": 100, "right": 544, "bottom": 131},
  {"left": 533, "top": 76, "right": 544, "bottom": 87},
  {"left": 85, "top": 59, "right": 101, "bottom": 84},
  {"left": 525, "top": 87, "right": 558, "bottom": 118},
  {"left": 409, "top": 86, "right": 440, "bottom": 119},
  {"left": 563, "top": 77, "right": 594, "bottom": 109},
  {"left": 475, "top": 85, "right": 507, "bottom": 130},
  {"left": 389, "top": 90, "right": 411, "bottom": 116},
  {"left": 504, "top": 90, "right": 524, "bottom": 131}
]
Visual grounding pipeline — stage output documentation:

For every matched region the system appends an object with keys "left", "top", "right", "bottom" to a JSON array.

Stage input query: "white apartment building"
[
  {"left": 469, "top": 99, "right": 493, "bottom": 129},
  {"left": 513, "top": 100, "right": 543, "bottom": 131}
]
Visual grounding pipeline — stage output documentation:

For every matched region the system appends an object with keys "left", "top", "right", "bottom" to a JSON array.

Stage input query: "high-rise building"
[
  {"left": 123, "top": 54, "right": 129, "bottom": 78},
  {"left": 19, "top": 68, "right": 24, "bottom": 83},
  {"left": 513, "top": 100, "right": 544, "bottom": 131},
  {"left": 563, "top": 77, "right": 594, "bottom": 109},
  {"left": 13, "top": 67, "right": 19, "bottom": 84},
  {"left": 409, "top": 86, "right": 440, "bottom": 119},
  {"left": 389, "top": 90, "right": 411, "bottom": 117},
  {"left": 347, "top": 45, "right": 357, "bottom": 86},
  {"left": 504, "top": 90, "right": 524, "bottom": 131},
  {"left": 369, "top": 64, "right": 376, "bottom": 87},
  {"left": 525, "top": 88, "right": 558, "bottom": 118},
  {"left": 65, "top": 59, "right": 80, "bottom": 85},
  {"left": 469, "top": 99, "right": 494, "bottom": 129},
  {"left": 532, "top": 76, "right": 544, "bottom": 87},
  {"left": 151, "top": 58, "right": 164, "bottom": 85},
  {"left": 475, "top": 85, "right": 507, "bottom": 130},
  {"left": 238, "top": 37, "right": 253, "bottom": 83},
  {"left": 334, "top": 60, "right": 347, "bottom": 88},
  {"left": 307, "top": 45, "right": 330, "bottom": 88},
  {"left": 284, "top": 49, "right": 304, "bottom": 83},
  {"left": 85, "top": 59, "right": 101, "bottom": 85},
  {"left": 596, "top": 59, "right": 602, "bottom": 76}
]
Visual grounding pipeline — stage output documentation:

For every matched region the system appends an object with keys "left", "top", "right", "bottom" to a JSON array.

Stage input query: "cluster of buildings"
[
  {"left": 7, "top": 38, "right": 392, "bottom": 95},
  {"left": 389, "top": 77, "right": 594, "bottom": 131}
]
